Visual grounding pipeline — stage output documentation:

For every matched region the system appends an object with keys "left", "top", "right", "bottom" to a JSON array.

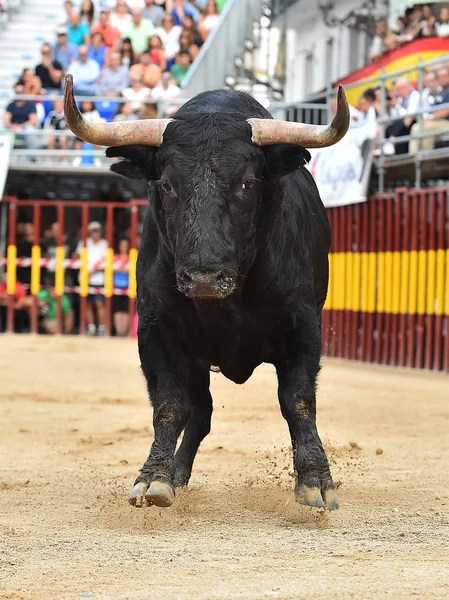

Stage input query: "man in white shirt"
[
  {"left": 384, "top": 78, "right": 420, "bottom": 154},
  {"left": 67, "top": 45, "right": 100, "bottom": 95},
  {"left": 74, "top": 221, "right": 108, "bottom": 336},
  {"left": 151, "top": 70, "right": 182, "bottom": 102}
]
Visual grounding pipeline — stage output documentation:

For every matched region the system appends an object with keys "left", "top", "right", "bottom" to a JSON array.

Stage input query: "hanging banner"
[
  {"left": 0, "top": 132, "right": 13, "bottom": 202},
  {"left": 308, "top": 121, "right": 376, "bottom": 208}
]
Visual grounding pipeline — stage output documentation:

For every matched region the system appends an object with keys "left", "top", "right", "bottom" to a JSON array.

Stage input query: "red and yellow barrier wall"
[{"left": 322, "top": 188, "right": 449, "bottom": 371}]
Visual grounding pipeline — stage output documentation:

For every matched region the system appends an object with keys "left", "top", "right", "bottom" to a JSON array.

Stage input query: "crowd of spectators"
[
  {"left": 369, "top": 3, "right": 449, "bottom": 63},
  {"left": 342, "top": 61, "right": 449, "bottom": 156},
  {"left": 0, "top": 217, "right": 139, "bottom": 336},
  {"left": 2, "top": 0, "right": 228, "bottom": 160}
]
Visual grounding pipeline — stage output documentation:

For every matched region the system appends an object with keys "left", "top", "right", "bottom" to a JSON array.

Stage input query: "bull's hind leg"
[
  {"left": 275, "top": 308, "right": 338, "bottom": 510},
  {"left": 173, "top": 366, "right": 213, "bottom": 487},
  {"left": 129, "top": 322, "right": 191, "bottom": 508}
]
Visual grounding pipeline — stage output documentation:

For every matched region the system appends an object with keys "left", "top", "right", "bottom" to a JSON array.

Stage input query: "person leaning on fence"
[
  {"left": 3, "top": 84, "right": 39, "bottom": 153},
  {"left": 73, "top": 221, "right": 108, "bottom": 337},
  {"left": 37, "top": 279, "right": 73, "bottom": 335},
  {"left": 410, "top": 67, "right": 449, "bottom": 154},
  {"left": 113, "top": 237, "right": 130, "bottom": 337}
]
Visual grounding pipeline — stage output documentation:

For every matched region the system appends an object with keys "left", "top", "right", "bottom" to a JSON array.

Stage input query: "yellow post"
[
  {"left": 128, "top": 248, "right": 138, "bottom": 299},
  {"left": 31, "top": 245, "right": 41, "bottom": 296},
  {"left": 55, "top": 246, "right": 65, "bottom": 296},
  {"left": 6, "top": 245, "right": 17, "bottom": 295},
  {"left": 377, "top": 251, "right": 385, "bottom": 313},
  {"left": 408, "top": 250, "right": 418, "bottom": 316},
  {"left": 399, "top": 251, "right": 410, "bottom": 314},
  {"left": 417, "top": 250, "right": 427, "bottom": 315},
  {"left": 79, "top": 247, "right": 89, "bottom": 297},
  {"left": 392, "top": 251, "right": 401, "bottom": 314},
  {"left": 435, "top": 249, "right": 445, "bottom": 315},
  {"left": 426, "top": 250, "right": 436, "bottom": 316},
  {"left": 352, "top": 251, "right": 361, "bottom": 312},
  {"left": 104, "top": 248, "right": 114, "bottom": 298},
  {"left": 384, "top": 251, "right": 393, "bottom": 313}
]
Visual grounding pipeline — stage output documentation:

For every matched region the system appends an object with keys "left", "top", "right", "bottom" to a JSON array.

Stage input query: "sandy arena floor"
[{"left": 0, "top": 335, "right": 448, "bottom": 600}]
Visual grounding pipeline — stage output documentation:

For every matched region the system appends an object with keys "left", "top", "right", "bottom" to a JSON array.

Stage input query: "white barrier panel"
[
  {"left": 0, "top": 132, "right": 13, "bottom": 201},
  {"left": 308, "top": 121, "right": 377, "bottom": 208}
]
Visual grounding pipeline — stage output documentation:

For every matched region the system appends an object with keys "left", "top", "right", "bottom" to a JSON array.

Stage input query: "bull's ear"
[
  {"left": 106, "top": 145, "right": 158, "bottom": 180},
  {"left": 264, "top": 144, "right": 311, "bottom": 179}
]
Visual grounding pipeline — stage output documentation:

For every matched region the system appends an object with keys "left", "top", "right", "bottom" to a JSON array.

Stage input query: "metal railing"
[
  {"left": 334, "top": 52, "right": 449, "bottom": 191},
  {"left": 181, "top": 0, "right": 263, "bottom": 97},
  {"left": 2, "top": 50, "right": 449, "bottom": 185}
]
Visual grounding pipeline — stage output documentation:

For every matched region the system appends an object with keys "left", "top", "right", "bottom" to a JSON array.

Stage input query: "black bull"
[{"left": 65, "top": 84, "right": 350, "bottom": 510}]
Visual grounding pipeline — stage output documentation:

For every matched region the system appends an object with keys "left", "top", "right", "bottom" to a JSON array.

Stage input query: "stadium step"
[{"left": 0, "top": 0, "right": 62, "bottom": 118}]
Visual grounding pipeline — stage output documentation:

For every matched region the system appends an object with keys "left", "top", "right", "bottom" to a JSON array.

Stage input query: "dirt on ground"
[{"left": 0, "top": 335, "right": 448, "bottom": 600}]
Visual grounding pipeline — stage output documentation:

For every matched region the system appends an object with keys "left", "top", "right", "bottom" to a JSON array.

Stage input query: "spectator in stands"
[
  {"left": 45, "top": 100, "right": 69, "bottom": 154},
  {"left": 97, "top": 51, "right": 129, "bottom": 95},
  {"left": 122, "top": 76, "right": 151, "bottom": 112},
  {"left": 410, "top": 67, "right": 449, "bottom": 154},
  {"left": 143, "top": 0, "right": 164, "bottom": 26},
  {"left": 419, "top": 4, "right": 436, "bottom": 37},
  {"left": 74, "top": 221, "right": 108, "bottom": 337},
  {"left": 3, "top": 85, "right": 39, "bottom": 152},
  {"left": 110, "top": 0, "right": 132, "bottom": 35},
  {"left": 58, "top": 0, "right": 75, "bottom": 26},
  {"left": 35, "top": 44, "right": 63, "bottom": 93},
  {"left": 120, "top": 37, "right": 135, "bottom": 68},
  {"left": 88, "top": 31, "right": 107, "bottom": 68},
  {"left": 16, "top": 68, "right": 42, "bottom": 96},
  {"left": 170, "top": 49, "right": 191, "bottom": 85},
  {"left": 79, "top": 0, "right": 96, "bottom": 27},
  {"left": 422, "top": 70, "right": 440, "bottom": 115},
  {"left": 198, "top": 0, "right": 220, "bottom": 40},
  {"left": 358, "top": 88, "right": 378, "bottom": 125},
  {"left": 369, "top": 18, "right": 388, "bottom": 63},
  {"left": 90, "top": 11, "right": 121, "bottom": 50},
  {"left": 148, "top": 35, "right": 167, "bottom": 70},
  {"left": 53, "top": 27, "right": 78, "bottom": 70},
  {"left": 112, "top": 237, "right": 130, "bottom": 337},
  {"left": 129, "top": 49, "right": 162, "bottom": 88},
  {"left": 436, "top": 7, "right": 449, "bottom": 38},
  {"left": 37, "top": 281, "right": 73, "bottom": 334},
  {"left": 113, "top": 102, "right": 139, "bottom": 121},
  {"left": 67, "top": 45, "right": 101, "bottom": 95},
  {"left": 182, "top": 13, "right": 203, "bottom": 47},
  {"left": 122, "top": 9, "right": 155, "bottom": 56},
  {"left": 151, "top": 69, "right": 182, "bottom": 100},
  {"left": 155, "top": 13, "right": 182, "bottom": 63},
  {"left": 179, "top": 29, "right": 199, "bottom": 60},
  {"left": 383, "top": 78, "right": 420, "bottom": 154},
  {"left": 171, "top": 0, "right": 200, "bottom": 26},
  {"left": 68, "top": 12, "right": 90, "bottom": 46},
  {"left": 41, "top": 221, "right": 77, "bottom": 286}
]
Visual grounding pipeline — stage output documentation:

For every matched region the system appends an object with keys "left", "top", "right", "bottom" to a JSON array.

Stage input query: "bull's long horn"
[
  {"left": 248, "top": 86, "right": 350, "bottom": 148},
  {"left": 63, "top": 75, "right": 171, "bottom": 146}
]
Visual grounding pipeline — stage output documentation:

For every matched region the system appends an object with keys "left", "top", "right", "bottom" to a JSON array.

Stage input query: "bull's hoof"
[
  {"left": 145, "top": 479, "right": 175, "bottom": 507},
  {"left": 129, "top": 481, "right": 148, "bottom": 507},
  {"left": 295, "top": 484, "right": 339, "bottom": 511}
]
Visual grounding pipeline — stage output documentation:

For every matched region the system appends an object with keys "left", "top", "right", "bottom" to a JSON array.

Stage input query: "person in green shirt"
[
  {"left": 37, "top": 288, "right": 73, "bottom": 334},
  {"left": 122, "top": 9, "right": 155, "bottom": 56},
  {"left": 170, "top": 50, "right": 192, "bottom": 86}
]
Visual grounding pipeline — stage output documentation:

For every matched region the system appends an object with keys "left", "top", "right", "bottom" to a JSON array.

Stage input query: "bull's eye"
[
  {"left": 160, "top": 180, "right": 173, "bottom": 194},
  {"left": 242, "top": 178, "right": 255, "bottom": 190}
]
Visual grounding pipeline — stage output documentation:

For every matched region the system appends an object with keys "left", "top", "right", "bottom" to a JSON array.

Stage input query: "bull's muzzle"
[{"left": 177, "top": 269, "right": 236, "bottom": 299}]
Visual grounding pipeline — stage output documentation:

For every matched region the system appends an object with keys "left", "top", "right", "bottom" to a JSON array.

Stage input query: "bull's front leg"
[
  {"left": 129, "top": 320, "right": 191, "bottom": 508},
  {"left": 275, "top": 309, "right": 338, "bottom": 510}
]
